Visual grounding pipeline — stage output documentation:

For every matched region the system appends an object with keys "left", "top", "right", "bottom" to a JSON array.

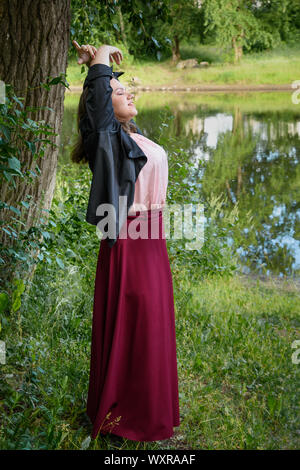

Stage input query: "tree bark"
[
  {"left": 232, "top": 36, "right": 243, "bottom": 63},
  {"left": 174, "top": 110, "right": 182, "bottom": 137},
  {"left": 0, "top": 0, "right": 71, "bottom": 247},
  {"left": 225, "top": 180, "right": 234, "bottom": 204},
  {"left": 172, "top": 35, "right": 180, "bottom": 62}
]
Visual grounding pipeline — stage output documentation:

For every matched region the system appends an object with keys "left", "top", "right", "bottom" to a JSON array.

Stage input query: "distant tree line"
[{"left": 70, "top": 0, "right": 300, "bottom": 63}]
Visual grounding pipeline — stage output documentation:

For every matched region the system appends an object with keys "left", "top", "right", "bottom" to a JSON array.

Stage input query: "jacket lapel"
[{"left": 121, "top": 126, "right": 148, "bottom": 162}]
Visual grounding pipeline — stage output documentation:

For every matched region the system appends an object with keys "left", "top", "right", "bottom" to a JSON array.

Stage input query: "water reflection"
[{"left": 60, "top": 91, "right": 300, "bottom": 277}]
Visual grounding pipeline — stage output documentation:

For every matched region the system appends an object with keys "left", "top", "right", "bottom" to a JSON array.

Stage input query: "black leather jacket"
[{"left": 79, "top": 63, "right": 148, "bottom": 248}]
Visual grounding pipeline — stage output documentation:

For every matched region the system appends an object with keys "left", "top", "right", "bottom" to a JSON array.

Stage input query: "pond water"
[{"left": 59, "top": 91, "right": 300, "bottom": 278}]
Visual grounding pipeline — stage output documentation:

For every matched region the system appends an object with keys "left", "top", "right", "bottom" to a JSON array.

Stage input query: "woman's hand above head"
[
  {"left": 72, "top": 40, "right": 97, "bottom": 66},
  {"left": 106, "top": 45, "right": 123, "bottom": 66},
  {"left": 73, "top": 41, "right": 123, "bottom": 68},
  {"left": 89, "top": 45, "right": 123, "bottom": 68}
]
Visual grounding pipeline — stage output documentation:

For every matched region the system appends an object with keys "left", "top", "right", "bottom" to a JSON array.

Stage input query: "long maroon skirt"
[{"left": 86, "top": 208, "right": 180, "bottom": 442}]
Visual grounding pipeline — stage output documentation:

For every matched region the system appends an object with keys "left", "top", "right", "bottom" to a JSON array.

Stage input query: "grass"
[
  {"left": 66, "top": 42, "right": 300, "bottom": 89},
  {"left": 173, "top": 272, "right": 300, "bottom": 449},
  {"left": 1, "top": 264, "right": 299, "bottom": 449}
]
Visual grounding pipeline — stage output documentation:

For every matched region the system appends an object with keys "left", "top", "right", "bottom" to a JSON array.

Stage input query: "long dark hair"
[{"left": 71, "top": 86, "right": 137, "bottom": 164}]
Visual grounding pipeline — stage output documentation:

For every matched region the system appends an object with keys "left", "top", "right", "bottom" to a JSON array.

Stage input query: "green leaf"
[
  {"left": 12, "top": 279, "right": 25, "bottom": 296},
  {"left": 40, "top": 83, "right": 51, "bottom": 91},
  {"left": 55, "top": 257, "right": 64, "bottom": 269},
  {"left": 12, "top": 95, "right": 24, "bottom": 108},
  {"left": 151, "top": 36, "right": 160, "bottom": 48},
  {"left": 26, "top": 118, "right": 39, "bottom": 128},
  {"left": 2, "top": 227, "right": 11, "bottom": 236},
  {"left": 3, "top": 171, "right": 13, "bottom": 182},
  {"left": 0, "top": 124, "right": 11, "bottom": 141},
  {"left": 11, "top": 296, "right": 21, "bottom": 313},
  {"left": 0, "top": 292, "right": 9, "bottom": 314},
  {"left": 48, "top": 77, "right": 62, "bottom": 85},
  {"left": 25, "top": 141, "right": 36, "bottom": 155},
  {"left": 8, "top": 157, "right": 21, "bottom": 171},
  {"left": 41, "top": 231, "right": 51, "bottom": 239}
]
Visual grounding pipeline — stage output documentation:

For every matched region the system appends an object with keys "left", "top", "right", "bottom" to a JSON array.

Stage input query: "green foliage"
[
  {"left": 202, "top": 0, "right": 300, "bottom": 58},
  {"left": 203, "top": 0, "right": 275, "bottom": 61},
  {"left": 70, "top": 0, "right": 172, "bottom": 61},
  {"left": 11, "top": 279, "right": 25, "bottom": 314},
  {"left": 0, "top": 86, "right": 56, "bottom": 187},
  {"left": 165, "top": 0, "right": 204, "bottom": 44},
  {"left": 0, "top": 85, "right": 57, "bottom": 283},
  {"left": 0, "top": 76, "right": 72, "bottom": 315},
  {"left": 253, "top": 0, "right": 300, "bottom": 46},
  {"left": 69, "top": 0, "right": 300, "bottom": 64},
  {"left": 70, "top": 0, "right": 115, "bottom": 48},
  {"left": 119, "top": 0, "right": 171, "bottom": 59}
]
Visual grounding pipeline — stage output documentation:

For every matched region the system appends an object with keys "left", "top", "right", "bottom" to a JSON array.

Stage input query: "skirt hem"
[{"left": 90, "top": 422, "right": 181, "bottom": 442}]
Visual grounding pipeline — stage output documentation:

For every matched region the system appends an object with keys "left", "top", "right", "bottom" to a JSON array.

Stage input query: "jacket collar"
[{"left": 120, "top": 125, "right": 148, "bottom": 161}]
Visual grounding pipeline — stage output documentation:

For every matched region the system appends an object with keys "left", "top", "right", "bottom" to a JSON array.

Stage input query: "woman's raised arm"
[{"left": 73, "top": 42, "right": 124, "bottom": 131}]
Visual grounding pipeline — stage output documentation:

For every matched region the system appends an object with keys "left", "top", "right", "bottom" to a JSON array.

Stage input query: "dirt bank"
[{"left": 66, "top": 83, "right": 293, "bottom": 93}]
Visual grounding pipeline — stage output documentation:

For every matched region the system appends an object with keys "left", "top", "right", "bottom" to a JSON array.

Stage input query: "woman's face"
[{"left": 110, "top": 78, "right": 137, "bottom": 122}]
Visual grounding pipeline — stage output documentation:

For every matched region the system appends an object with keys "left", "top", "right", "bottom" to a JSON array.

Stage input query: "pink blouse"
[{"left": 128, "top": 133, "right": 168, "bottom": 216}]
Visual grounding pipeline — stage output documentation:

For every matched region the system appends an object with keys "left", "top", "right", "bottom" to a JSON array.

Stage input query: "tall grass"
[{"left": 1, "top": 257, "right": 299, "bottom": 449}]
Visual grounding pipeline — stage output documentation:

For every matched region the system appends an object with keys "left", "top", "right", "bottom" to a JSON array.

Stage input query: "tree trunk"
[
  {"left": 0, "top": 1, "right": 70, "bottom": 258},
  {"left": 172, "top": 35, "right": 180, "bottom": 62},
  {"left": 232, "top": 36, "right": 243, "bottom": 63},
  {"left": 174, "top": 110, "right": 182, "bottom": 137},
  {"left": 225, "top": 180, "right": 234, "bottom": 204}
]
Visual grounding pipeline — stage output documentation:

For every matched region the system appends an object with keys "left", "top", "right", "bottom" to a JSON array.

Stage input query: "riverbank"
[
  {"left": 66, "top": 43, "right": 300, "bottom": 92},
  {"left": 66, "top": 83, "right": 293, "bottom": 93}
]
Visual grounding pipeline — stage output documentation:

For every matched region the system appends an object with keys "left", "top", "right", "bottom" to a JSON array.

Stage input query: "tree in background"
[
  {"left": 70, "top": 0, "right": 300, "bottom": 64},
  {"left": 162, "top": 0, "right": 203, "bottom": 62},
  {"left": 114, "top": 0, "right": 204, "bottom": 62},
  {"left": 252, "top": 0, "right": 300, "bottom": 49},
  {"left": 203, "top": 0, "right": 274, "bottom": 63}
]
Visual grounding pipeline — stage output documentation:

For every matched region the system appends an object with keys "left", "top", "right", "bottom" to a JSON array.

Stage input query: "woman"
[{"left": 71, "top": 41, "right": 180, "bottom": 442}]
